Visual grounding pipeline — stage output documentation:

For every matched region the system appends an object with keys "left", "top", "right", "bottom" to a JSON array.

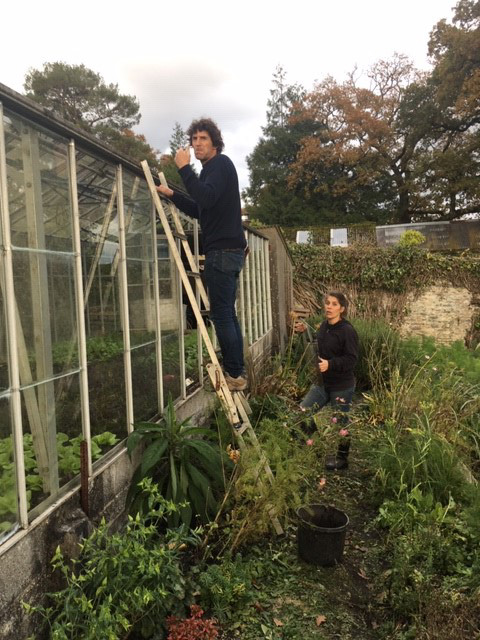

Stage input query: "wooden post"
[{"left": 21, "top": 125, "right": 59, "bottom": 493}]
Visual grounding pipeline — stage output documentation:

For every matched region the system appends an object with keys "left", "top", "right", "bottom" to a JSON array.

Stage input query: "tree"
[
  {"left": 100, "top": 128, "right": 161, "bottom": 170},
  {"left": 244, "top": 66, "right": 327, "bottom": 226},
  {"left": 159, "top": 122, "right": 197, "bottom": 186},
  {"left": 289, "top": 55, "right": 426, "bottom": 223},
  {"left": 169, "top": 122, "right": 188, "bottom": 155},
  {"left": 288, "top": 1, "right": 480, "bottom": 223},
  {"left": 160, "top": 122, "right": 187, "bottom": 184},
  {"left": 24, "top": 62, "right": 141, "bottom": 133},
  {"left": 24, "top": 62, "right": 161, "bottom": 167},
  {"left": 246, "top": 2, "right": 480, "bottom": 225},
  {"left": 419, "top": 0, "right": 480, "bottom": 218},
  {"left": 428, "top": 0, "right": 480, "bottom": 126}
]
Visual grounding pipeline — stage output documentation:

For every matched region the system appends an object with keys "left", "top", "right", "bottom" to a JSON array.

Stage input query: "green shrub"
[
  {"left": 221, "top": 412, "right": 320, "bottom": 550},
  {"left": 398, "top": 230, "right": 426, "bottom": 247},
  {"left": 354, "top": 323, "right": 480, "bottom": 633},
  {"left": 24, "top": 482, "right": 202, "bottom": 640},
  {"left": 289, "top": 242, "right": 480, "bottom": 297},
  {"left": 352, "top": 318, "right": 402, "bottom": 390},
  {"left": 196, "top": 556, "right": 254, "bottom": 622},
  {"left": 375, "top": 486, "right": 480, "bottom": 632}
]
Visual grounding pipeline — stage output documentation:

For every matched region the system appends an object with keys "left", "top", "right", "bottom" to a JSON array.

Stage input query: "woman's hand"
[
  {"left": 294, "top": 320, "right": 307, "bottom": 333},
  {"left": 318, "top": 358, "right": 329, "bottom": 373}
]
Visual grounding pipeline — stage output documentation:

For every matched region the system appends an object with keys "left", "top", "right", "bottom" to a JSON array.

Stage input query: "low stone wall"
[
  {"left": 0, "top": 448, "right": 137, "bottom": 640},
  {"left": 400, "top": 284, "right": 475, "bottom": 344}
]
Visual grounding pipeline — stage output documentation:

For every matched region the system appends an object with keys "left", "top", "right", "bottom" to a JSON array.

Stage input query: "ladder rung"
[
  {"left": 186, "top": 270, "right": 201, "bottom": 278},
  {"left": 172, "top": 230, "right": 188, "bottom": 241},
  {"left": 235, "top": 423, "right": 249, "bottom": 435}
]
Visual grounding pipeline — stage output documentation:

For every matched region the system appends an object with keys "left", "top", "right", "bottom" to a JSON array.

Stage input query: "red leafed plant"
[{"left": 166, "top": 604, "right": 219, "bottom": 640}]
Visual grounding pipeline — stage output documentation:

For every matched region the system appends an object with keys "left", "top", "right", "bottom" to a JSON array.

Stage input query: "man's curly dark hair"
[{"left": 187, "top": 118, "right": 224, "bottom": 153}]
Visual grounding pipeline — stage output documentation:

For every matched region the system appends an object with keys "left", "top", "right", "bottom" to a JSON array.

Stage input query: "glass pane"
[
  {"left": 131, "top": 343, "right": 158, "bottom": 422},
  {"left": 4, "top": 111, "right": 73, "bottom": 253},
  {"left": 76, "top": 151, "right": 120, "bottom": 336},
  {"left": 157, "top": 237, "right": 172, "bottom": 298},
  {"left": 87, "top": 342, "right": 126, "bottom": 442},
  {"left": 184, "top": 329, "right": 204, "bottom": 390},
  {"left": 124, "top": 176, "right": 155, "bottom": 347},
  {"left": 75, "top": 151, "right": 127, "bottom": 443},
  {"left": 161, "top": 331, "right": 181, "bottom": 401},
  {"left": 21, "top": 373, "right": 121, "bottom": 513},
  {"left": 12, "top": 251, "right": 78, "bottom": 383},
  {"left": 21, "top": 375, "right": 82, "bottom": 511},
  {"left": 127, "top": 257, "right": 156, "bottom": 346},
  {"left": 158, "top": 236, "right": 181, "bottom": 404},
  {"left": 0, "top": 396, "right": 18, "bottom": 539}
]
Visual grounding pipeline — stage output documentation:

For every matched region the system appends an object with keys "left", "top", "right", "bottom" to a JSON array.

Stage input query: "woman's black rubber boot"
[{"left": 325, "top": 439, "right": 350, "bottom": 471}]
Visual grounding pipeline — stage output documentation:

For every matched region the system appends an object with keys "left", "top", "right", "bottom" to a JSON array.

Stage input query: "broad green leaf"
[
  {"left": 140, "top": 440, "right": 168, "bottom": 477},
  {"left": 169, "top": 452, "right": 178, "bottom": 501}
]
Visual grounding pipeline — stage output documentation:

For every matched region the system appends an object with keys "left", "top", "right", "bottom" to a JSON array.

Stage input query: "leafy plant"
[
  {"left": 24, "top": 481, "right": 202, "bottom": 640},
  {"left": 167, "top": 604, "right": 219, "bottom": 640},
  {"left": 196, "top": 556, "right": 254, "bottom": 622},
  {"left": 183, "top": 329, "right": 210, "bottom": 378},
  {"left": 398, "top": 229, "right": 426, "bottom": 247},
  {"left": 251, "top": 328, "right": 315, "bottom": 400},
  {"left": 219, "top": 411, "right": 320, "bottom": 551},
  {"left": 352, "top": 317, "right": 402, "bottom": 390},
  {"left": 0, "top": 431, "right": 119, "bottom": 533},
  {"left": 126, "top": 397, "right": 231, "bottom": 526},
  {"left": 350, "top": 320, "right": 480, "bottom": 635}
]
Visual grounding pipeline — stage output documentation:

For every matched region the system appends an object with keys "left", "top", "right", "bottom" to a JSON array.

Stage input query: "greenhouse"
[{"left": 0, "top": 82, "right": 290, "bottom": 637}]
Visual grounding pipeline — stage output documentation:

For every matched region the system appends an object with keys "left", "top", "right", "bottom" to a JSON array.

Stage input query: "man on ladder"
[{"left": 156, "top": 117, "right": 247, "bottom": 392}]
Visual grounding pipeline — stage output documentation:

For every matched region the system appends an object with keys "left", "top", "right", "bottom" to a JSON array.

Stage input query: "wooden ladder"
[{"left": 141, "top": 161, "right": 283, "bottom": 535}]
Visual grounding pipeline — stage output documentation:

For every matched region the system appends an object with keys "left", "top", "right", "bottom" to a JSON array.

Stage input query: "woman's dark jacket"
[{"left": 316, "top": 319, "right": 359, "bottom": 390}]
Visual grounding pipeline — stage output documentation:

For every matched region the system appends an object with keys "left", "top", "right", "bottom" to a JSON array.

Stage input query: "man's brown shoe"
[{"left": 224, "top": 374, "right": 248, "bottom": 392}]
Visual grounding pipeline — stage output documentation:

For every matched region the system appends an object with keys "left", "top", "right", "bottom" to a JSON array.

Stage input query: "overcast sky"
[{"left": 2, "top": 0, "right": 457, "bottom": 192}]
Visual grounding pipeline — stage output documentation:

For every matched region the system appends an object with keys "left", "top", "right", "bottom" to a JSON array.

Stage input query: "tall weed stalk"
[{"left": 356, "top": 325, "right": 480, "bottom": 636}]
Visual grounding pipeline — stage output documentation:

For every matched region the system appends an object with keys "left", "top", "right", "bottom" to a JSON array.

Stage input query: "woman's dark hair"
[
  {"left": 187, "top": 118, "right": 224, "bottom": 153},
  {"left": 326, "top": 291, "right": 349, "bottom": 316}
]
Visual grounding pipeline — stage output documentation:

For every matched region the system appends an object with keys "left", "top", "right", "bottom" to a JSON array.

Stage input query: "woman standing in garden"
[{"left": 297, "top": 291, "right": 359, "bottom": 470}]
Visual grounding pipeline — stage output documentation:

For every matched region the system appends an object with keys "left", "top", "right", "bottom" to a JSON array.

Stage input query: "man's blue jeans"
[{"left": 204, "top": 249, "right": 245, "bottom": 378}]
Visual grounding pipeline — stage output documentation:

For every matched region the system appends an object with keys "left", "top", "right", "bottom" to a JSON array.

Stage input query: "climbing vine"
[{"left": 290, "top": 244, "right": 480, "bottom": 295}]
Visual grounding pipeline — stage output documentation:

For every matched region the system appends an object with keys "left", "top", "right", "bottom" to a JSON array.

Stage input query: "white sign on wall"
[
  {"left": 296, "top": 230, "right": 312, "bottom": 244},
  {"left": 330, "top": 228, "right": 348, "bottom": 247}
]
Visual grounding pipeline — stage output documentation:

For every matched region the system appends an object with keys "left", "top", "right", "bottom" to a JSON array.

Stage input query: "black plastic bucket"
[{"left": 297, "top": 504, "right": 349, "bottom": 566}]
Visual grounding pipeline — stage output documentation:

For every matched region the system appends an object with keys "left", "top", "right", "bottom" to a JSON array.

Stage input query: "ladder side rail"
[
  {"left": 158, "top": 172, "right": 210, "bottom": 311},
  {"left": 142, "top": 162, "right": 241, "bottom": 425}
]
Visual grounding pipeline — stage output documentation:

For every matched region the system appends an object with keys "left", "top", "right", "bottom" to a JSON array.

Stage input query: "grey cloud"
[
  {"left": 127, "top": 61, "right": 260, "bottom": 154},
  {"left": 122, "top": 61, "right": 268, "bottom": 192}
]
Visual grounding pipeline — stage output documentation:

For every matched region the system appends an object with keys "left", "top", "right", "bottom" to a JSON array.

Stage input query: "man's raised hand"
[{"left": 175, "top": 146, "right": 191, "bottom": 169}]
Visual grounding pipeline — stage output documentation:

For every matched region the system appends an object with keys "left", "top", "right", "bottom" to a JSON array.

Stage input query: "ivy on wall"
[{"left": 290, "top": 244, "right": 480, "bottom": 296}]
